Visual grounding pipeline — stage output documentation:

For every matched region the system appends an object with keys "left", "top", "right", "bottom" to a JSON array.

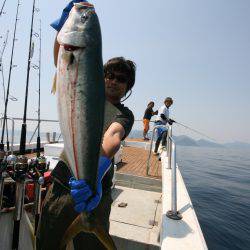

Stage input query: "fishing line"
[{"left": 174, "top": 120, "right": 217, "bottom": 142}]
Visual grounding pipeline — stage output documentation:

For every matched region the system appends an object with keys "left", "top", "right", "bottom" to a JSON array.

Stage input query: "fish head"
[{"left": 57, "top": 2, "right": 101, "bottom": 49}]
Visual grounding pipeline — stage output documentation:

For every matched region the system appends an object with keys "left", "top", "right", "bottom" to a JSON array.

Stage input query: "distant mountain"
[
  {"left": 197, "top": 139, "right": 224, "bottom": 148},
  {"left": 173, "top": 135, "right": 198, "bottom": 146},
  {"left": 223, "top": 141, "right": 250, "bottom": 149},
  {"left": 128, "top": 130, "right": 224, "bottom": 148}
]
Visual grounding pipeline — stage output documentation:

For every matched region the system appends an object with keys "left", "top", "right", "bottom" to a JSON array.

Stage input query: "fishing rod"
[
  {"left": 0, "top": 0, "right": 7, "bottom": 17},
  {"left": 0, "top": 0, "right": 20, "bottom": 152},
  {"left": 34, "top": 19, "right": 48, "bottom": 235},
  {"left": 12, "top": 0, "right": 37, "bottom": 249},
  {"left": 36, "top": 20, "right": 41, "bottom": 158},
  {"left": 173, "top": 120, "right": 216, "bottom": 142},
  {"left": 0, "top": 30, "right": 9, "bottom": 102},
  {"left": 0, "top": 30, "right": 11, "bottom": 151}
]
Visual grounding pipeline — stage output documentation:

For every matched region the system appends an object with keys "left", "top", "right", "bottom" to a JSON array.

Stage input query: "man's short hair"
[
  {"left": 104, "top": 57, "right": 136, "bottom": 92},
  {"left": 164, "top": 97, "right": 173, "bottom": 104}
]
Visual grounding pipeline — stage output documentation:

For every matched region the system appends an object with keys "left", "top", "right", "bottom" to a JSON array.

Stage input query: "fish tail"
[
  {"left": 60, "top": 214, "right": 84, "bottom": 249},
  {"left": 93, "top": 225, "right": 117, "bottom": 250}
]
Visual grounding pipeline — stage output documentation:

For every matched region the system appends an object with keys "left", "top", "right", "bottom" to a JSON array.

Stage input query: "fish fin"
[
  {"left": 93, "top": 225, "right": 117, "bottom": 250},
  {"left": 51, "top": 73, "right": 57, "bottom": 94}
]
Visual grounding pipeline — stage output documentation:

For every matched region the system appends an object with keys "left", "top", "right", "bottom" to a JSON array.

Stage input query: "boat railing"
[
  {"left": 0, "top": 116, "right": 60, "bottom": 153},
  {"left": 0, "top": 117, "right": 15, "bottom": 154},
  {"left": 147, "top": 124, "right": 182, "bottom": 220}
]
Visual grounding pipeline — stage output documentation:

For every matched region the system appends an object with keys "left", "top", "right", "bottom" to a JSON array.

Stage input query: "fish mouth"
[{"left": 63, "top": 44, "right": 83, "bottom": 51}]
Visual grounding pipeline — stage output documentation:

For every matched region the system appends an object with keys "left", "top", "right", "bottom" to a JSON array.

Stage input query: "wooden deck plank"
[{"left": 117, "top": 146, "right": 162, "bottom": 179}]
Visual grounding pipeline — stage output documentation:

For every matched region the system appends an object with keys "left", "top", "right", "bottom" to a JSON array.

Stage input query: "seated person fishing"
[
  {"left": 154, "top": 97, "right": 175, "bottom": 155},
  {"left": 36, "top": 1, "right": 136, "bottom": 250}
]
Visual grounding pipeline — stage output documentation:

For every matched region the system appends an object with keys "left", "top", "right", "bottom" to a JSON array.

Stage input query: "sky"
[{"left": 0, "top": 0, "right": 250, "bottom": 143}]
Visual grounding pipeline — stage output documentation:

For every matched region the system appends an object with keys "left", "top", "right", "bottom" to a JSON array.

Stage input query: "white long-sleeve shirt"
[{"left": 156, "top": 105, "right": 170, "bottom": 125}]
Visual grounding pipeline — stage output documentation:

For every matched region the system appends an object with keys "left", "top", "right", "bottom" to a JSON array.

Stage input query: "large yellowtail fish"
[{"left": 56, "top": 2, "right": 116, "bottom": 249}]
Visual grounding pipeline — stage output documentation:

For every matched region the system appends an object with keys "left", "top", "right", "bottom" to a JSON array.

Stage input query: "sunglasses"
[{"left": 105, "top": 72, "right": 128, "bottom": 84}]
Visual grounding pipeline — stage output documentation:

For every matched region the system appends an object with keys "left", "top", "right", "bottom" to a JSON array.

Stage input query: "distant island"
[{"left": 128, "top": 130, "right": 250, "bottom": 149}]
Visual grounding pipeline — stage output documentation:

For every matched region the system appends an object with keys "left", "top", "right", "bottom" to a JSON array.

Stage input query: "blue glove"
[
  {"left": 51, "top": 0, "right": 88, "bottom": 31},
  {"left": 69, "top": 156, "right": 111, "bottom": 213}
]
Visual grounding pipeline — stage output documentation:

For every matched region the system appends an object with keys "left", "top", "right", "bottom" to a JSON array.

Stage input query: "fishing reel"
[
  {"left": 28, "top": 156, "right": 50, "bottom": 184},
  {"left": 8, "top": 155, "right": 29, "bottom": 181}
]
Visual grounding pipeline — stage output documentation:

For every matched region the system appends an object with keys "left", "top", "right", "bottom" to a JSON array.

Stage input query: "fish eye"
[{"left": 81, "top": 12, "right": 88, "bottom": 23}]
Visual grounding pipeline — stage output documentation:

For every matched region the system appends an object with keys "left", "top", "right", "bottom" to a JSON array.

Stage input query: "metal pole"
[
  {"left": 171, "top": 142, "right": 177, "bottom": 212},
  {"left": 10, "top": 118, "right": 15, "bottom": 155},
  {"left": 167, "top": 140, "right": 172, "bottom": 170},
  {"left": 166, "top": 138, "right": 182, "bottom": 220}
]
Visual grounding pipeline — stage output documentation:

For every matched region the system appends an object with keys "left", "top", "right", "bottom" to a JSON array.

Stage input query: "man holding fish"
[{"left": 36, "top": 1, "right": 135, "bottom": 249}]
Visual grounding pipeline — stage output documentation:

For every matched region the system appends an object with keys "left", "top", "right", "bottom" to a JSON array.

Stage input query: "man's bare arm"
[{"left": 101, "top": 122, "right": 125, "bottom": 159}]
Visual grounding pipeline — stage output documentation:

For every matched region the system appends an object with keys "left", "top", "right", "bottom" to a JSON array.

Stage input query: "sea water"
[{"left": 177, "top": 146, "right": 250, "bottom": 250}]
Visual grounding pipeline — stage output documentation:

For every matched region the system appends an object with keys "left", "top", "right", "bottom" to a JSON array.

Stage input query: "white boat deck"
[
  {"left": 0, "top": 140, "right": 207, "bottom": 249},
  {"left": 44, "top": 140, "right": 208, "bottom": 250},
  {"left": 161, "top": 151, "right": 207, "bottom": 250},
  {"left": 110, "top": 186, "right": 161, "bottom": 249}
]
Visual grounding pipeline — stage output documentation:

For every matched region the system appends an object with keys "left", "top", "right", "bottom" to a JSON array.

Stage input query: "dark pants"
[
  {"left": 36, "top": 162, "right": 113, "bottom": 250},
  {"left": 154, "top": 130, "right": 167, "bottom": 153}
]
